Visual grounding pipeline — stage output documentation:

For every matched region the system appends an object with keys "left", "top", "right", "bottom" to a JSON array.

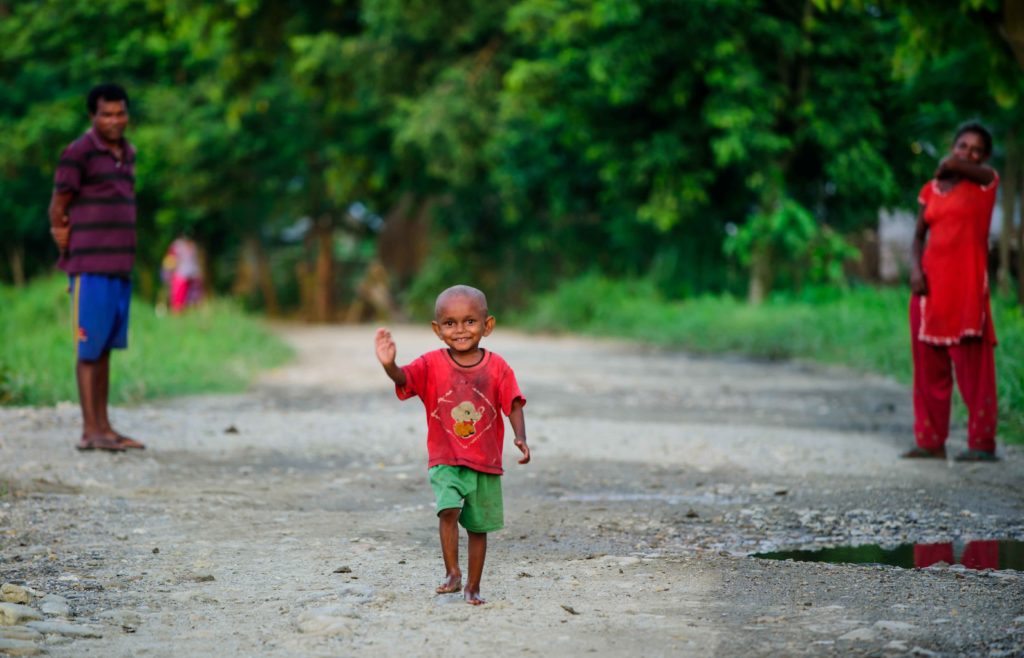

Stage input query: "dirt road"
[{"left": 1, "top": 325, "right": 1022, "bottom": 657}]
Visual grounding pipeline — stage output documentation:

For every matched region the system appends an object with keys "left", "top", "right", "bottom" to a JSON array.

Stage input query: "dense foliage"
[{"left": 1, "top": 0, "right": 1021, "bottom": 310}]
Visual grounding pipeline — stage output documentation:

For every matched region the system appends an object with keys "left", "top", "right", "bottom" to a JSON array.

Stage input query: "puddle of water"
[{"left": 752, "top": 540, "right": 1024, "bottom": 571}]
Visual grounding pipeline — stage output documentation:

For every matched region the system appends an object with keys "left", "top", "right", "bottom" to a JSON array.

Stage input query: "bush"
[
  {"left": 0, "top": 275, "right": 292, "bottom": 405},
  {"left": 520, "top": 276, "right": 1024, "bottom": 444}
]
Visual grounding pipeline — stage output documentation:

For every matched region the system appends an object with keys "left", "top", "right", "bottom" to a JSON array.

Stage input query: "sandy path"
[{"left": 1, "top": 325, "right": 1022, "bottom": 657}]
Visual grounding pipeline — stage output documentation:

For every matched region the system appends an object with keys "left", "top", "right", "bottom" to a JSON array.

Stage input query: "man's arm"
[
  {"left": 509, "top": 398, "right": 530, "bottom": 464},
  {"left": 935, "top": 157, "right": 996, "bottom": 186},
  {"left": 48, "top": 190, "right": 73, "bottom": 252},
  {"left": 910, "top": 203, "right": 929, "bottom": 296},
  {"left": 374, "top": 328, "right": 407, "bottom": 387}
]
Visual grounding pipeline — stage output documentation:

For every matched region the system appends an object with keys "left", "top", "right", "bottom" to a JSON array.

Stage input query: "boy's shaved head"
[{"left": 435, "top": 285, "right": 488, "bottom": 318}]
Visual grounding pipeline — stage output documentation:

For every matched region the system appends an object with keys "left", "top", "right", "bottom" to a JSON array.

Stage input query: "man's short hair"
[{"left": 87, "top": 83, "right": 130, "bottom": 115}]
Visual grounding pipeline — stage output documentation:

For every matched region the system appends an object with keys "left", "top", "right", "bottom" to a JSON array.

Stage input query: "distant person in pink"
[{"left": 162, "top": 235, "right": 203, "bottom": 313}]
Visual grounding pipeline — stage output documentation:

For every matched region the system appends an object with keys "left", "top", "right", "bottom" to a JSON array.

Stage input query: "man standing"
[{"left": 49, "top": 83, "right": 144, "bottom": 452}]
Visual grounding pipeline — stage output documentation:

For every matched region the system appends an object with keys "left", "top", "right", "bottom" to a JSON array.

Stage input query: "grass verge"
[
  {"left": 517, "top": 274, "right": 1024, "bottom": 444},
  {"left": 0, "top": 274, "right": 293, "bottom": 406}
]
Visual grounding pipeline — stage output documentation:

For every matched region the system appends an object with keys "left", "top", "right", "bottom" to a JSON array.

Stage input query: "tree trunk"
[
  {"left": 998, "top": 130, "right": 1018, "bottom": 296},
  {"left": 257, "top": 242, "right": 279, "bottom": 316},
  {"left": 234, "top": 235, "right": 278, "bottom": 313},
  {"left": 7, "top": 245, "right": 24, "bottom": 286},
  {"left": 747, "top": 245, "right": 774, "bottom": 305},
  {"left": 1004, "top": 0, "right": 1024, "bottom": 69},
  {"left": 314, "top": 219, "right": 334, "bottom": 323},
  {"left": 1019, "top": 162, "right": 1024, "bottom": 306}
]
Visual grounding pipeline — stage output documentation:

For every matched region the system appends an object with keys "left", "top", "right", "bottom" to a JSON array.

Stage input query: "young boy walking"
[{"left": 374, "top": 284, "right": 530, "bottom": 605}]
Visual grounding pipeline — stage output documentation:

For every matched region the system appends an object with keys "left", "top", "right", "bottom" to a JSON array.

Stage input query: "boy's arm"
[
  {"left": 374, "top": 328, "right": 407, "bottom": 388},
  {"left": 509, "top": 398, "right": 530, "bottom": 464}
]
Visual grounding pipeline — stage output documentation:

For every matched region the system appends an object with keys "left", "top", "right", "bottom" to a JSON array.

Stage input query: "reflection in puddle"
[{"left": 752, "top": 540, "right": 1024, "bottom": 571}]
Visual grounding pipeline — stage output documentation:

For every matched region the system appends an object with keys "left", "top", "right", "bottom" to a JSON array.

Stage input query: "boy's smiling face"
[{"left": 432, "top": 293, "right": 494, "bottom": 360}]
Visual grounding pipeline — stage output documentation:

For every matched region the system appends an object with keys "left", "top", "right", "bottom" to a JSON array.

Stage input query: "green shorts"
[{"left": 428, "top": 465, "right": 504, "bottom": 533}]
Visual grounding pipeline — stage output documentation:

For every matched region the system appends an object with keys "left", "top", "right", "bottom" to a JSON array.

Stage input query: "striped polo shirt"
[{"left": 54, "top": 128, "right": 136, "bottom": 276}]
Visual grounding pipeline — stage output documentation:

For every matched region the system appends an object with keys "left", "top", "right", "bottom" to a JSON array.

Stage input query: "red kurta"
[{"left": 916, "top": 175, "right": 999, "bottom": 345}]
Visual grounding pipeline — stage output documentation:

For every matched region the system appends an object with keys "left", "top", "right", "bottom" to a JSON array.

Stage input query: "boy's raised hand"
[{"left": 375, "top": 328, "right": 397, "bottom": 366}]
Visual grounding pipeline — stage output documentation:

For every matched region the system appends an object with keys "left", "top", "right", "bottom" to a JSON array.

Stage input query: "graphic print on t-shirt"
[{"left": 431, "top": 378, "right": 498, "bottom": 446}]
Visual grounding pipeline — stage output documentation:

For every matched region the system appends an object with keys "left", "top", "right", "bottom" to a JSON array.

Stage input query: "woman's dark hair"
[
  {"left": 87, "top": 83, "right": 130, "bottom": 115},
  {"left": 954, "top": 121, "right": 993, "bottom": 156}
]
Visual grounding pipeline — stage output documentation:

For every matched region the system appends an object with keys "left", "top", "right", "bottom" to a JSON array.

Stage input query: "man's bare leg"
[
  {"left": 95, "top": 352, "right": 144, "bottom": 449},
  {"left": 76, "top": 357, "right": 123, "bottom": 451},
  {"left": 436, "top": 508, "right": 462, "bottom": 593},
  {"left": 464, "top": 531, "right": 486, "bottom": 605}
]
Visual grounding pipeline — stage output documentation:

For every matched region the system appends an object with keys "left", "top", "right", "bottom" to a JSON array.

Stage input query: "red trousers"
[{"left": 910, "top": 296, "right": 997, "bottom": 452}]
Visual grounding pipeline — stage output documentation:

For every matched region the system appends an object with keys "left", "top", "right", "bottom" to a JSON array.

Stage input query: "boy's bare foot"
[
  {"left": 463, "top": 587, "right": 486, "bottom": 605},
  {"left": 435, "top": 573, "right": 462, "bottom": 594}
]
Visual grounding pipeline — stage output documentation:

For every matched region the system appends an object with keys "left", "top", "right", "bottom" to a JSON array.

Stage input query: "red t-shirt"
[
  {"left": 917, "top": 174, "right": 998, "bottom": 345},
  {"left": 397, "top": 349, "right": 524, "bottom": 475}
]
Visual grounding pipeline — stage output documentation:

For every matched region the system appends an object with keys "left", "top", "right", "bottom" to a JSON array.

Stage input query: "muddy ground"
[{"left": 1, "top": 325, "right": 1022, "bottom": 657}]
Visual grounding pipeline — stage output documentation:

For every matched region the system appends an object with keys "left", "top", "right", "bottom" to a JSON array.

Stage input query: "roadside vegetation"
[
  {"left": 0, "top": 275, "right": 292, "bottom": 406},
  {"left": 519, "top": 275, "right": 1024, "bottom": 444}
]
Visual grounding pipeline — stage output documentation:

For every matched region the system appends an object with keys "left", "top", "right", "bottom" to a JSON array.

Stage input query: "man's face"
[{"left": 91, "top": 98, "right": 129, "bottom": 144}]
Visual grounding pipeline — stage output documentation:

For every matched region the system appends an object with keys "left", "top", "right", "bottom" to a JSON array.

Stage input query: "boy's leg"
[
  {"left": 437, "top": 508, "right": 462, "bottom": 593},
  {"left": 464, "top": 531, "right": 487, "bottom": 605}
]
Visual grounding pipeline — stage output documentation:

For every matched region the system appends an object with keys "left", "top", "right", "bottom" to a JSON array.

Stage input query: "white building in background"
[{"left": 877, "top": 194, "right": 1020, "bottom": 282}]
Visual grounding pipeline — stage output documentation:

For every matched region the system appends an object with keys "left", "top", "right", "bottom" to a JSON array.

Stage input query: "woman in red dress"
[{"left": 903, "top": 123, "right": 999, "bottom": 462}]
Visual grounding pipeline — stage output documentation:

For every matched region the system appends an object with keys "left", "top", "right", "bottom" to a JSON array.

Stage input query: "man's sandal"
[
  {"left": 900, "top": 446, "right": 946, "bottom": 459},
  {"left": 76, "top": 436, "right": 127, "bottom": 452},
  {"left": 953, "top": 449, "right": 999, "bottom": 463}
]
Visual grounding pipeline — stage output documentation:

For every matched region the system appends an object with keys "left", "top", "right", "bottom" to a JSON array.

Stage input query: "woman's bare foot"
[
  {"left": 464, "top": 587, "right": 486, "bottom": 605},
  {"left": 435, "top": 572, "right": 462, "bottom": 594}
]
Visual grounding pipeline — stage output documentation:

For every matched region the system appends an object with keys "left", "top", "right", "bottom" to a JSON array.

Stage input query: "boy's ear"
[
  {"left": 482, "top": 315, "right": 495, "bottom": 336},
  {"left": 431, "top": 320, "right": 443, "bottom": 340}
]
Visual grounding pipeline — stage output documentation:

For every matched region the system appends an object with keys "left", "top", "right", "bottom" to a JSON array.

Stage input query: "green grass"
[
  {"left": 518, "top": 274, "right": 1024, "bottom": 444},
  {"left": 0, "top": 275, "right": 293, "bottom": 406}
]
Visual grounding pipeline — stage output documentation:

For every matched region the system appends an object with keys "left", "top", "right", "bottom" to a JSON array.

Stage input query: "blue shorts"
[{"left": 70, "top": 274, "right": 131, "bottom": 361}]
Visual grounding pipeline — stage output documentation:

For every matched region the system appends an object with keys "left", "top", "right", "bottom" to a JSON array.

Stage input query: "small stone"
[
  {"left": 874, "top": 620, "right": 916, "bottom": 633},
  {"left": 152, "top": 547, "right": 160, "bottom": 554},
  {"left": 838, "top": 628, "right": 877, "bottom": 642},
  {"left": 98, "top": 609, "right": 142, "bottom": 629},
  {"left": 0, "top": 638, "right": 43, "bottom": 656},
  {"left": 25, "top": 620, "right": 103, "bottom": 638},
  {"left": 0, "top": 585, "right": 30, "bottom": 605},
  {"left": 0, "top": 626, "right": 42, "bottom": 641},
  {"left": 0, "top": 603, "right": 43, "bottom": 626},
  {"left": 332, "top": 566, "right": 352, "bottom": 574},
  {"left": 296, "top": 605, "right": 359, "bottom": 636},
  {"left": 561, "top": 605, "right": 579, "bottom": 615},
  {"left": 38, "top": 595, "right": 70, "bottom": 618},
  {"left": 884, "top": 640, "right": 908, "bottom": 652}
]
